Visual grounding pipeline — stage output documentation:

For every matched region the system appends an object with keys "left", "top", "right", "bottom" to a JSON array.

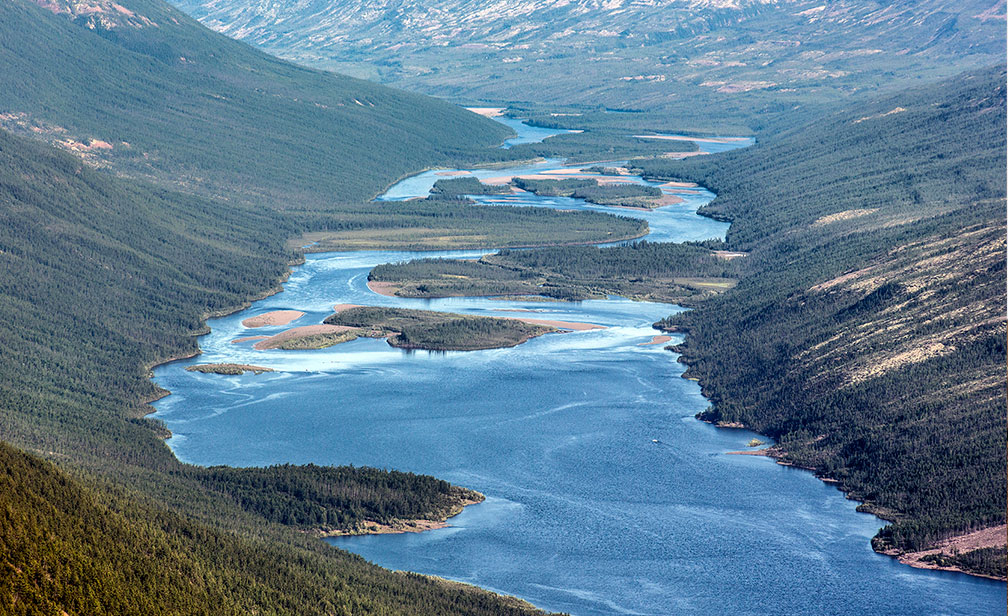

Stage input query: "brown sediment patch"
[
  {"left": 659, "top": 181, "right": 699, "bottom": 189},
  {"left": 639, "top": 335, "right": 672, "bottom": 346},
  {"left": 435, "top": 170, "right": 471, "bottom": 177},
  {"left": 655, "top": 194, "right": 684, "bottom": 206},
  {"left": 883, "top": 525, "right": 1007, "bottom": 580},
  {"left": 231, "top": 335, "right": 269, "bottom": 344},
  {"left": 253, "top": 324, "right": 357, "bottom": 350},
  {"left": 466, "top": 107, "right": 506, "bottom": 118},
  {"left": 367, "top": 280, "right": 399, "bottom": 297},
  {"left": 514, "top": 318, "right": 605, "bottom": 331},
  {"left": 332, "top": 303, "right": 363, "bottom": 313},
  {"left": 242, "top": 310, "right": 305, "bottom": 328}
]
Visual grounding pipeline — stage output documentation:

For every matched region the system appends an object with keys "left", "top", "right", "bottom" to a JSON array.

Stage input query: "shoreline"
[
  {"left": 705, "top": 414, "right": 1006, "bottom": 580},
  {"left": 321, "top": 496, "right": 485, "bottom": 538}
]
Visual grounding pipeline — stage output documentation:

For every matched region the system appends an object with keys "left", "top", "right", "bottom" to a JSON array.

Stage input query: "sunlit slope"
[
  {"left": 0, "top": 442, "right": 550, "bottom": 616},
  {"left": 0, "top": 0, "right": 511, "bottom": 205},
  {"left": 646, "top": 66, "right": 1006, "bottom": 570}
]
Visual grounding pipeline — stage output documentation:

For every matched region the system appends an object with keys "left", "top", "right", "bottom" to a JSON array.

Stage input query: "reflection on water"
[{"left": 151, "top": 120, "right": 1003, "bottom": 616}]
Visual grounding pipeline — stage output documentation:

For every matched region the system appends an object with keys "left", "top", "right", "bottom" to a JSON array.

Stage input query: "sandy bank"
[
  {"left": 332, "top": 303, "right": 363, "bottom": 312},
  {"left": 367, "top": 280, "right": 399, "bottom": 297},
  {"left": 253, "top": 324, "right": 357, "bottom": 350},
  {"left": 514, "top": 318, "right": 605, "bottom": 331},
  {"left": 466, "top": 107, "right": 506, "bottom": 118},
  {"left": 883, "top": 525, "right": 1007, "bottom": 579},
  {"left": 231, "top": 335, "right": 269, "bottom": 344},
  {"left": 639, "top": 335, "right": 672, "bottom": 346},
  {"left": 658, "top": 180, "right": 699, "bottom": 189},
  {"left": 322, "top": 496, "right": 484, "bottom": 537},
  {"left": 242, "top": 310, "right": 305, "bottom": 328},
  {"left": 435, "top": 170, "right": 472, "bottom": 177}
]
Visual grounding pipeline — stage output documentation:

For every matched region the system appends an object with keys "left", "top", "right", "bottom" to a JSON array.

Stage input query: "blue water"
[
  {"left": 495, "top": 117, "right": 582, "bottom": 148},
  {"left": 152, "top": 119, "right": 1004, "bottom": 615}
]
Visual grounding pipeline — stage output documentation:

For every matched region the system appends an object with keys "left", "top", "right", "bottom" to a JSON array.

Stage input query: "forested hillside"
[
  {"left": 0, "top": 0, "right": 512, "bottom": 205},
  {"left": 641, "top": 66, "right": 1006, "bottom": 574},
  {"left": 0, "top": 121, "right": 557, "bottom": 612},
  {"left": 0, "top": 442, "right": 545, "bottom": 616}
]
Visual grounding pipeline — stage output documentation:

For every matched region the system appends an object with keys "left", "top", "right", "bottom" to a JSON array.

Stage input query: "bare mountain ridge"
[{"left": 168, "top": 0, "right": 1005, "bottom": 114}]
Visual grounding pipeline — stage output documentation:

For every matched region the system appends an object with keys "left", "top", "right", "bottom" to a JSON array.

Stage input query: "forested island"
[
  {"left": 186, "top": 363, "right": 275, "bottom": 375},
  {"left": 369, "top": 241, "right": 734, "bottom": 303},
  {"left": 323, "top": 306, "right": 557, "bottom": 351}
]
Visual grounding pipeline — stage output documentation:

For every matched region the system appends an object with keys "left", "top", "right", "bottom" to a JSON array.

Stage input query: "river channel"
[{"left": 152, "top": 118, "right": 1004, "bottom": 615}]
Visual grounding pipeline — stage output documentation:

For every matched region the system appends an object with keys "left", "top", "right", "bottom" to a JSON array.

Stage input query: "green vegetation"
[
  {"left": 370, "top": 241, "right": 733, "bottom": 303},
  {"left": 921, "top": 547, "right": 1007, "bottom": 579},
  {"left": 505, "top": 130, "right": 697, "bottom": 163},
  {"left": 644, "top": 66, "right": 1006, "bottom": 575},
  {"left": 0, "top": 442, "right": 550, "bottom": 616},
  {"left": 273, "top": 330, "right": 360, "bottom": 350},
  {"left": 0, "top": 0, "right": 513, "bottom": 206},
  {"left": 0, "top": 119, "right": 556, "bottom": 612},
  {"left": 188, "top": 463, "right": 484, "bottom": 534},
  {"left": 324, "top": 306, "right": 554, "bottom": 351},
  {"left": 186, "top": 363, "right": 275, "bottom": 374},
  {"left": 291, "top": 199, "right": 648, "bottom": 251},
  {"left": 431, "top": 176, "right": 512, "bottom": 196},
  {"left": 513, "top": 177, "right": 664, "bottom": 208}
]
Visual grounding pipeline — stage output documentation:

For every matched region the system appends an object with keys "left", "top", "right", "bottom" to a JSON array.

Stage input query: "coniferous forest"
[{"left": 0, "top": 0, "right": 1004, "bottom": 610}]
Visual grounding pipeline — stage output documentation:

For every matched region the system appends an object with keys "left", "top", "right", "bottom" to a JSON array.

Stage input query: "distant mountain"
[
  {"left": 167, "top": 0, "right": 1006, "bottom": 119},
  {"left": 0, "top": 0, "right": 510, "bottom": 206}
]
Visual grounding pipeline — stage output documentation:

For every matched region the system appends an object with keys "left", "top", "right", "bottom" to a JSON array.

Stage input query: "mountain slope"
[
  {"left": 0, "top": 116, "right": 560, "bottom": 614},
  {"left": 0, "top": 441, "right": 547, "bottom": 616},
  {"left": 0, "top": 0, "right": 511, "bottom": 205},
  {"left": 167, "top": 0, "right": 1005, "bottom": 122},
  {"left": 640, "top": 65, "right": 1006, "bottom": 574}
]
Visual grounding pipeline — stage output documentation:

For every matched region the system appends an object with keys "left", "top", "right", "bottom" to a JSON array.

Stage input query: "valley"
[{"left": 0, "top": 0, "right": 1003, "bottom": 613}]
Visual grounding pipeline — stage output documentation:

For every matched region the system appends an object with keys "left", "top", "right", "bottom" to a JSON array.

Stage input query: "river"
[{"left": 151, "top": 118, "right": 1004, "bottom": 615}]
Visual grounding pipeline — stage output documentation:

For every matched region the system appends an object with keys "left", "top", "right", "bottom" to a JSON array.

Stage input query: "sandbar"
[
  {"left": 466, "top": 107, "right": 506, "bottom": 118},
  {"left": 514, "top": 318, "right": 605, "bottom": 331},
  {"left": 253, "top": 324, "right": 357, "bottom": 350},
  {"left": 231, "top": 335, "right": 269, "bottom": 344},
  {"left": 435, "top": 170, "right": 472, "bottom": 177},
  {"left": 332, "top": 303, "right": 363, "bottom": 312},
  {"left": 321, "top": 495, "right": 484, "bottom": 537},
  {"left": 367, "top": 280, "right": 398, "bottom": 297},
  {"left": 242, "top": 310, "right": 305, "bottom": 328},
  {"left": 883, "top": 524, "right": 1007, "bottom": 579},
  {"left": 639, "top": 335, "right": 672, "bottom": 346}
]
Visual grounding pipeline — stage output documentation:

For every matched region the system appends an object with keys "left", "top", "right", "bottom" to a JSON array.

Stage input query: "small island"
[
  {"left": 323, "top": 306, "right": 556, "bottom": 351},
  {"left": 186, "top": 363, "right": 275, "bottom": 375},
  {"left": 430, "top": 175, "right": 677, "bottom": 209},
  {"left": 366, "top": 242, "right": 735, "bottom": 304}
]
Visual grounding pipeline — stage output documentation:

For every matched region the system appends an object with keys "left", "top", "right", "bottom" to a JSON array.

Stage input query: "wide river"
[{"left": 153, "top": 119, "right": 1004, "bottom": 615}]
